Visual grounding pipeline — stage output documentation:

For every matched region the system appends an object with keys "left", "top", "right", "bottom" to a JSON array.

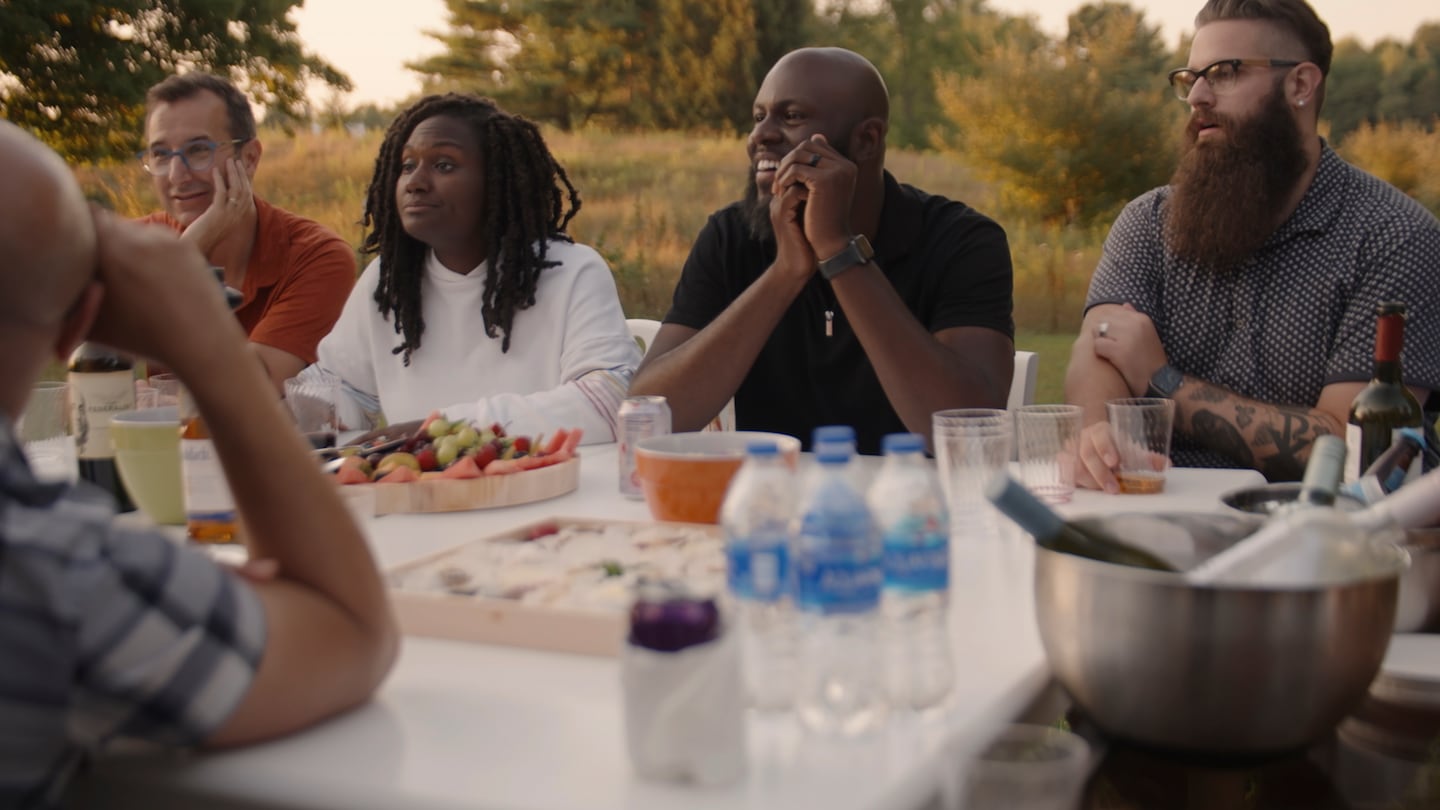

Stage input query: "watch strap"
[{"left": 817, "top": 235, "right": 874, "bottom": 280}]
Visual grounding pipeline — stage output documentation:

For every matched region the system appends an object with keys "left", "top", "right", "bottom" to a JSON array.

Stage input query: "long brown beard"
[{"left": 1164, "top": 83, "right": 1308, "bottom": 271}]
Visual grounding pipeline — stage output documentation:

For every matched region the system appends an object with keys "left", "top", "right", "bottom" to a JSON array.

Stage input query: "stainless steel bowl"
[
  {"left": 1220, "top": 482, "right": 1365, "bottom": 515},
  {"left": 1035, "top": 513, "right": 1407, "bottom": 756}
]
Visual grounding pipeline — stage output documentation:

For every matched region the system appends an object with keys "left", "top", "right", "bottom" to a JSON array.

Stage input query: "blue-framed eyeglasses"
[
  {"left": 137, "top": 138, "right": 249, "bottom": 175},
  {"left": 1167, "top": 58, "right": 1302, "bottom": 100}
]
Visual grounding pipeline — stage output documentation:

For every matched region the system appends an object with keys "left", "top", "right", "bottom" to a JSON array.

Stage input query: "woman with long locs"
[{"left": 313, "top": 93, "right": 639, "bottom": 444}]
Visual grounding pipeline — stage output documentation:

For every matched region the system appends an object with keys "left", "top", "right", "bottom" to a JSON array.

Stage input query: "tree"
[
  {"left": 413, "top": 0, "right": 762, "bottom": 133},
  {"left": 934, "top": 2, "right": 1179, "bottom": 227},
  {"left": 0, "top": 0, "right": 349, "bottom": 162}
]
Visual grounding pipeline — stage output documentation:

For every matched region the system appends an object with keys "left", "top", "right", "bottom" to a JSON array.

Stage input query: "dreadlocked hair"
[{"left": 360, "top": 93, "right": 582, "bottom": 363}]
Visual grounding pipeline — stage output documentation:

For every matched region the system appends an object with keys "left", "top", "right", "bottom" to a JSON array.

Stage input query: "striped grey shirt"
[{"left": 0, "top": 417, "right": 266, "bottom": 808}]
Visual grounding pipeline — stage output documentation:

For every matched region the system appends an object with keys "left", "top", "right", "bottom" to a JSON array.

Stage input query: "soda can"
[{"left": 619, "top": 395, "right": 671, "bottom": 499}]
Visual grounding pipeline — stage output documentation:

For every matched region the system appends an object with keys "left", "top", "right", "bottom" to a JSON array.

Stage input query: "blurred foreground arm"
[{"left": 88, "top": 210, "right": 398, "bottom": 746}]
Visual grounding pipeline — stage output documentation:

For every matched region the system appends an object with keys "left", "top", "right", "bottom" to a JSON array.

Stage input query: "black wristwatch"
[
  {"left": 817, "top": 235, "right": 875, "bottom": 280},
  {"left": 1147, "top": 364, "right": 1184, "bottom": 398}
]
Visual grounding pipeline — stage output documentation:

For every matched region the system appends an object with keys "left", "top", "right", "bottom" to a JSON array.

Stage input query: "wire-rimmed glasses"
[
  {"left": 1167, "top": 58, "right": 1302, "bottom": 101},
  {"left": 137, "top": 138, "right": 249, "bottom": 175}
]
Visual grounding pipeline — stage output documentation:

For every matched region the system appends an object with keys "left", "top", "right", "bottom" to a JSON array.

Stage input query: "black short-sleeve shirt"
[{"left": 666, "top": 171, "right": 1014, "bottom": 454}]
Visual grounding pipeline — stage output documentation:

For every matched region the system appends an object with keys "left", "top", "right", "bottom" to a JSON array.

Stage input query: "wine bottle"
[
  {"left": 178, "top": 386, "right": 239, "bottom": 544},
  {"left": 1292, "top": 434, "right": 1347, "bottom": 509},
  {"left": 1346, "top": 302, "right": 1423, "bottom": 483},
  {"left": 67, "top": 342, "right": 136, "bottom": 512},
  {"left": 986, "top": 475, "right": 1177, "bottom": 572},
  {"left": 1343, "top": 428, "right": 1425, "bottom": 505}
]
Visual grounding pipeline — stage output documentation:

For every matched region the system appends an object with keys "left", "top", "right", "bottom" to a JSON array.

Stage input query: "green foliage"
[
  {"left": 934, "top": 2, "right": 1182, "bottom": 227},
  {"left": 413, "top": 0, "right": 766, "bottom": 133},
  {"left": 1325, "top": 25, "right": 1440, "bottom": 142},
  {"left": 0, "top": 0, "right": 349, "bottom": 162}
]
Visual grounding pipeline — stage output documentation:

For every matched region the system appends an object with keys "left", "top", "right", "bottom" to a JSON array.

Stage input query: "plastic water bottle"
[
  {"left": 868, "top": 432, "right": 954, "bottom": 710},
  {"left": 720, "top": 441, "right": 797, "bottom": 711},
  {"left": 794, "top": 443, "right": 886, "bottom": 736},
  {"left": 810, "top": 424, "right": 869, "bottom": 491}
]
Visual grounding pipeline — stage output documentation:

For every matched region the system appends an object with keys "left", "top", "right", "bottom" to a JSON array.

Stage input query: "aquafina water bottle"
[
  {"left": 794, "top": 442, "right": 886, "bottom": 736},
  {"left": 868, "top": 432, "right": 953, "bottom": 710},
  {"left": 720, "top": 440, "right": 797, "bottom": 711}
]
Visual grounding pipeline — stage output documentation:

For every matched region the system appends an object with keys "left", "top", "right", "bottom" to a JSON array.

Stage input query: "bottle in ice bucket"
[
  {"left": 621, "top": 578, "right": 745, "bottom": 786},
  {"left": 720, "top": 440, "right": 797, "bottom": 711},
  {"left": 794, "top": 441, "right": 886, "bottom": 736},
  {"left": 869, "top": 432, "right": 953, "bottom": 710}
]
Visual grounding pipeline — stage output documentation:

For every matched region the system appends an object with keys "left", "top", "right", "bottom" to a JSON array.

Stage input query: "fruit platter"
[
  {"left": 329, "top": 413, "right": 583, "bottom": 515},
  {"left": 386, "top": 517, "right": 723, "bottom": 656}
]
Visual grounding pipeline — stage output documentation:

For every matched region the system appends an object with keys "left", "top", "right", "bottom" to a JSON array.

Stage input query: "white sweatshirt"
[{"left": 315, "top": 240, "right": 640, "bottom": 444}]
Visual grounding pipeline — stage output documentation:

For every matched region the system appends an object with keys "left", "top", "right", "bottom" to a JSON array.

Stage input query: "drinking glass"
[
  {"left": 149, "top": 373, "right": 181, "bottom": 408},
  {"left": 943, "top": 723, "right": 1091, "bottom": 810},
  {"left": 285, "top": 370, "right": 341, "bottom": 450},
  {"left": 1106, "top": 397, "right": 1175, "bottom": 494},
  {"left": 1015, "top": 405, "right": 1084, "bottom": 505},
  {"left": 933, "top": 408, "right": 1012, "bottom": 540},
  {"left": 18, "top": 381, "right": 78, "bottom": 484}
]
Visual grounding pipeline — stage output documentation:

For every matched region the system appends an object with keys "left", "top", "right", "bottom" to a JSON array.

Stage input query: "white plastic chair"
[
  {"left": 1008, "top": 350, "right": 1038, "bottom": 410},
  {"left": 625, "top": 318, "right": 734, "bottom": 432}
]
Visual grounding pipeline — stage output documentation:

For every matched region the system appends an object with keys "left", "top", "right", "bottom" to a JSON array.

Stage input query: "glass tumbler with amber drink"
[{"left": 1106, "top": 397, "right": 1174, "bottom": 494}]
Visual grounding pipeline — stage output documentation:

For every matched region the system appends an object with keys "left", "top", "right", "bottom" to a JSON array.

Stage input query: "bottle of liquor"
[
  {"left": 67, "top": 342, "right": 136, "bottom": 512},
  {"left": 178, "top": 386, "right": 239, "bottom": 543},
  {"left": 986, "top": 474, "right": 1177, "bottom": 572},
  {"left": 1346, "top": 302, "right": 1423, "bottom": 483}
]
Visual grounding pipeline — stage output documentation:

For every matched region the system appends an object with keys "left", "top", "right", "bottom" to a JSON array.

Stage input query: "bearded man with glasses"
[
  {"left": 138, "top": 73, "right": 356, "bottom": 394},
  {"left": 1065, "top": 0, "right": 1440, "bottom": 489}
]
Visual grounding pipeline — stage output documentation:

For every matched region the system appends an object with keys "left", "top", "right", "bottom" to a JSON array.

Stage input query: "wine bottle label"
[
  {"left": 180, "top": 438, "right": 236, "bottom": 520},
  {"left": 68, "top": 370, "right": 136, "bottom": 460},
  {"left": 1344, "top": 423, "right": 1363, "bottom": 483},
  {"left": 726, "top": 535, "right": 789, "bottom": 603}
]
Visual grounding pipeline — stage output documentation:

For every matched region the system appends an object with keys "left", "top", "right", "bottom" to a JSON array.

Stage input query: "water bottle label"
[
  {"left": 884, "top": 528, "right": 949, "bottom": 593},
  {"left": 727, "top": 540, "right": 789, "bottom": 603},
  {"left": 796, "top": 555, "right": 882, "bottom": 615}
]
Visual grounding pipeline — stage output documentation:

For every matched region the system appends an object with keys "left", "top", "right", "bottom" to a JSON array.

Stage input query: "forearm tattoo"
[{"left": 1181, "top": 381, "right": 1341, "bottom": 481}]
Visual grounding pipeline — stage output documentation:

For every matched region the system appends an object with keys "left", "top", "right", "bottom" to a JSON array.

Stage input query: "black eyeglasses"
[
  {"left": 137, "top": 138, "right": 249, "bottom": 175},
  {"left": 1167, "top": 58, "right": 1302, "bottom": 100}
]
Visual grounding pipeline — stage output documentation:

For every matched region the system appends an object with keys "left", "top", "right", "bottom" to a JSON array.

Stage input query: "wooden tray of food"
[
  {"left": 385, "top": 517, "right": 724, "bottom": 656},
  {"left": 367, "top": 455, "right": 580, "bottom": 515}
]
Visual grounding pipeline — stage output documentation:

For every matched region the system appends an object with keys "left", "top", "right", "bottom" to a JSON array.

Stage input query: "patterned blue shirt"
[
  {"left": 0, "top": 416, "right": 266, "bottom": 808},
  {"left": 1086, "top": 143, "right": 1440, "bottom": 469}
]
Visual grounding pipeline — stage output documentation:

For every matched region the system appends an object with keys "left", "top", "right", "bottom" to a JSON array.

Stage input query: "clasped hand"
[{"left": 768, "top": 134, "right": 856, "bottom": 279}]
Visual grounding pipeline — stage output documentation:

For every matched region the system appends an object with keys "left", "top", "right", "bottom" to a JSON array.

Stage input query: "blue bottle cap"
[
  {"left": 812, "top": 425, "right": 856, "bottom": 448},
  {"left": 881, "top": 432, "right": 925, "bottom": 454},
  {"left": 746, "top": 441, "right": 779, "bottom": 457}
]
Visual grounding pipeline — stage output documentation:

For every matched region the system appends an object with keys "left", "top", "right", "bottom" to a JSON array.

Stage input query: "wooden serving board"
[
  {"left": 386, "top": 517, "right": 723, "bottom": 657},
  {"left": 363, "top": 456, "right": 580, "bottom": 515}
]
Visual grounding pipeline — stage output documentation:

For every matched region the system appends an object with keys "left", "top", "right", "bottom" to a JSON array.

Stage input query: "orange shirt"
[{"left": 140, "top": 197, "right": 356, "bottom": 364}]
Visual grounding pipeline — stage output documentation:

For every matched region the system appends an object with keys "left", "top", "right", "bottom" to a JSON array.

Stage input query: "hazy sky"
[{"left": 292, "top": 0, "right": 1439, "bottom": 107}]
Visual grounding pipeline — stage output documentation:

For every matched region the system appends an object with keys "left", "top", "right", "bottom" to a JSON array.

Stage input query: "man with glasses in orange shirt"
[
  {"left": 1066, "top": 0, "right": 1440, "bottom": 489},
  {"left": 138, "top": 73, "right": 356, "bottom": 394}
]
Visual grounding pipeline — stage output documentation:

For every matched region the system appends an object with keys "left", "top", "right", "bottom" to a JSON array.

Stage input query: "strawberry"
[
  {"left": 472, "top": 443, "right": 499, "bottom": 471},
  {"left": 513, "top": 435, "right": 531, "bottom": 456},
  {"left": 488, "top": 422, "right": 505, "bottom": 438},
  {"left": 415, "top": 446, "right": 439, "bottom": 472}
]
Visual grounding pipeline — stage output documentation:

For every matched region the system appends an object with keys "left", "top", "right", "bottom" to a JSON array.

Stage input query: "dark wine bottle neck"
[{"left": 1372, "top": 359, "right": 1403, "bottom": 385}]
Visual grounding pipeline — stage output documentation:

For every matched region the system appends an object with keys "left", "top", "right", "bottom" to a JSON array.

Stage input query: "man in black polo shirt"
[{"left": 629, "top": 47, "right": 1015, "bottom": 455}]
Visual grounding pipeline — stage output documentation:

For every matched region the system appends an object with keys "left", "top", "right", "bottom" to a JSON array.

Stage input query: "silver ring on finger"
[
  {"left": 808, "top": 152, "right": 821, "bottom": 168},
  {"left": 1097, "top": 321, "right": 1110, "bottom": 338}
]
